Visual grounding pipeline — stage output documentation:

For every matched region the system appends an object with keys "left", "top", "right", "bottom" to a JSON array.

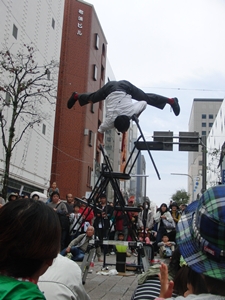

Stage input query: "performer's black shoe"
[
  {"left": 171, "top": 97, "right": 180, "bottom": 116},
  {"left": 67, "top": 92, "right": 78, "bottom": 109}
]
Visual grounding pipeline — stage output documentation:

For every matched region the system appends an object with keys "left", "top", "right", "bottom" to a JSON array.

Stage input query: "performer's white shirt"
[{"left": 98, "top": 91, "right": 147, "bottom": 133}]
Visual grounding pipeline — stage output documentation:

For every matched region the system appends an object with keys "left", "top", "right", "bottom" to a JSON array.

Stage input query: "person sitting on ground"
[
  {"left": 61, "top": 226, "right": 103, "bottom": 262},
  {"left": 0, "top": 199, "right": 61, "bottom": 299},
  {"left": 38, "top": 253, "right": 90, "bottom": 300},
  {"left": 131, "top": 248, "right": 182, "bottom": 300},
  {"left": 67, "top": 80, "right": 180, "bottom": 143},
  {"left": 154, "top": 203, "right": 174, "bottom": 252},
  {"left": 156, "top": 185, "right": 225, "bottom": 299},
  {"left": 138, "top": 230, "right": 153, "bottom": 261},
  {"left": 138, "top": 230, "right": 151, "bottom": 244},
  {"left": 158, "top": 235, "right": 175, "bottom": 258},
  {"left": 154, "top": 203, "right": 173, "bottom": 246}
]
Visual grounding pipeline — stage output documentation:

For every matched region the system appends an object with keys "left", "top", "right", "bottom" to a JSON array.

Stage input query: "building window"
[
  {"left": 202, "top": 131, "right": 206, "bottom": 136},
  {"left": 42, "top": 124, "right": 46, "bottom": 135},
  {"left": 12, "top": 24, "right": 18, "bottom": 39},
  {"left": 93, "top": 65, "right": 97, "bottom": 81},
  {"left": 52, "top": 18, "right": 55, "bottom": 29},
  {"left": 102, "top": 43, "right": 106, "bottom": 56},
  {"left": 209, "top": 123, "right": 213, "bottom": 127},
  {"left": 199, "top": 160, "right": 202, "bottom": 166},
  {"left": 202, "top": 122, "right": 206, "bottom": 127},
  {"left": 95, "top": 33, "right": 99, "bottom": 49},
  {"left": 90, "top": 103, "right": 94, "bottom": 113},
  {"left": 209, "top": 114, "right": 213, "bottom": 119},
  {"left": 101, "top": 64, "right": 105, "bottom": 81},
  {"left": 202, "top": 114, "right": 206, "bottom": 119},
  {"left": 87, "top": 166, "right": 92, "bottom": 187},
  {"left": 88, "top": 130, "right": 93, "bottom": 147}
]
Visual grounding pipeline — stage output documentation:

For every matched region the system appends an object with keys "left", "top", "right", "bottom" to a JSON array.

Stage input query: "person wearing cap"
[
  {"left": 67, "top": 80, "right": 180, "bottom": 143},
  {"left": 8, "top": 192, "right": 18, "bottom": 202},
  {"left": 156, "top": 185, "right": 225, "bottom": 299},
  {"left": 31, "top": 194, "right": 40, "bottom": 201}
]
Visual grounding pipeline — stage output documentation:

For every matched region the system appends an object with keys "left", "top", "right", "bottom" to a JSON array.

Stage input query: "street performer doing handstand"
[{"left": 67, "top": 80, "right": 180, "bottom": 142}]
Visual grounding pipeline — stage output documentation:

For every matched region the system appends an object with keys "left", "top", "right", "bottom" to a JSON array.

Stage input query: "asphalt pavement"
[{"left": 77, "top": 252, "right": 167, "bottom": 300}]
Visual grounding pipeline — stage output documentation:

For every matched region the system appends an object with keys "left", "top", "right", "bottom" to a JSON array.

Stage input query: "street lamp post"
[{"left": 171, "top": 172, "right": 194, "bottom": 202}]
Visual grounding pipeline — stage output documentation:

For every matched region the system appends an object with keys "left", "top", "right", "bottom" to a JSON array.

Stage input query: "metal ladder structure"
[{"left": 77, "top": 115, "right": 161, "bottom": 283}]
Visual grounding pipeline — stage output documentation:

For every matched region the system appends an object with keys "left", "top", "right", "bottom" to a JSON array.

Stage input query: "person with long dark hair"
[
  {"left": 154, "top": 203, "right": 174, "bottom": 251},
  {"left": 0, "top": 199, "right": 61, "bottom": 299},
  {"left": 138, "top": 200, "right": 154, "bottom": 232}
]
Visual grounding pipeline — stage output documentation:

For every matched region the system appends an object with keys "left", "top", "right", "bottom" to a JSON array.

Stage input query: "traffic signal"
[
  {"left": 179, "top": 132, "right": 199, "bottom": 152},
  {"left": 153, "top": 131, "right": 173, "bottom": 151}
]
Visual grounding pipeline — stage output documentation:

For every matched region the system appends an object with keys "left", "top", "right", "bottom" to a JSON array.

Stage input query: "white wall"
[
  {"left": 0, "top": 0, "right": 64, "bottom": 194},
  {"left": 207, "top": 98, "right": 225, "bottom": 187}
]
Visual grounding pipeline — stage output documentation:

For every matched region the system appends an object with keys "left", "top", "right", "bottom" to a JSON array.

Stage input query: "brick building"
[{"left": 51, "top": 0, "right": 107, "bottom": 198}]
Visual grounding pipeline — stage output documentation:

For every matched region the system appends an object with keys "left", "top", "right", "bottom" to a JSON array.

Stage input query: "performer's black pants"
[{"left": 78, "top": 80, "right": 169, "bottom": 110}]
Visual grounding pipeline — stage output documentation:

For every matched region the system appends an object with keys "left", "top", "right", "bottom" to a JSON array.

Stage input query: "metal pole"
[
  {"left": 171, "top": 173, "right": 194, "bottom": 202},
  {"left": 201, "top": 136, "right": 207, "bottom": 193}
]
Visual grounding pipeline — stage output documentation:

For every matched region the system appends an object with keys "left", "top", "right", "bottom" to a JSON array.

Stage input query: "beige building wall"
[{"left": 188, "top": 98, "right": 222, "bottom": 199}]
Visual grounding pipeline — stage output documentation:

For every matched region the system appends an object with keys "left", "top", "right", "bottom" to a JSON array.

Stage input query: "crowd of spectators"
[{"left": 2, "top": 182, "right": 225, "bottom": 300}]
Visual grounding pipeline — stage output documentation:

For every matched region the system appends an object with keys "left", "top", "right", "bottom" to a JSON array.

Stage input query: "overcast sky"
[{"left": 88, "top": 0, "right": 225, "bottom": 207}]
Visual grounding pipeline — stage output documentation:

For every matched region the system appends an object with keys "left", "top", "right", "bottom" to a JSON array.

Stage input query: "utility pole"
[{"left": 201, "top": 135, "right": 207, "bottom": 193}]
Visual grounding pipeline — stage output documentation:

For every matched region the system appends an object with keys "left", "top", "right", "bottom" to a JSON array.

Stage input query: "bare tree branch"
[{"left": 0, "top": 44, "right": 58, "bottom": 199}]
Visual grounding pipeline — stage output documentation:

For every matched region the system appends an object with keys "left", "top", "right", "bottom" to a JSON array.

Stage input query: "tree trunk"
[
  {"left": 2, "top": 122, "right": 14, "bottom": 201},
  {"left": 2, "top": 150, "right": 11, "bottom": 201}
]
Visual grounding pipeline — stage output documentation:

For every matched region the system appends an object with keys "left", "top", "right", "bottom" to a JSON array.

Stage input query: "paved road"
[
  {"left": 80, "top": 253, "right": 139, "bottom": 300},
  {"left": 77, "top": 252, "right": 167, "bottom": 300}
]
